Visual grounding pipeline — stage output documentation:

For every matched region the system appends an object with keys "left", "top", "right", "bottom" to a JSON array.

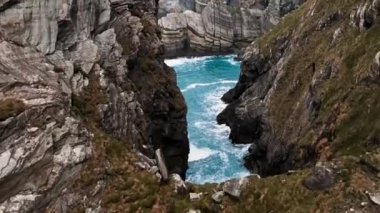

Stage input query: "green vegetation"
[
  {"left": 254, "top": 0, "right": 380, "bottom": 159},
  {"left": 71, "top": 73, "right": 107, "bottom": 123},
  {"left": 69, "top": 0, "right": 380, "bottom": 211}
]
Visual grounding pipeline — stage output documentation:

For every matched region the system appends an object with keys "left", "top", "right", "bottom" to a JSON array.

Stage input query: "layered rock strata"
[
  {"left": 0, "top": 0, "right": 189, "bottom": 211},
  {"left": 158, "top": 0, "right": 305, "bottom": 56}
]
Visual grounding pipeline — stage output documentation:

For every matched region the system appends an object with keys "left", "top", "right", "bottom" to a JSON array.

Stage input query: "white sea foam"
[
  {"left": 181, "top": 80, "right": 237, "bottom": 92},
  {"left": 165, "top": 54, "right": 238, "bottom": 67},
  {"left": 219, "top": 152, "right": 228, "bottom": 163},
  {"left": 203, "top": 86, "right": 231, "bottom": 114},
  {"left": 173, "top": 54, "right": 251, "bottom": 183},
  {"left": 164, "top": 56, "right": 214, "bottom": 67},
  {"left": 188, "top": 143, "right": 217, "bottom": 162},
  {"left": 226, "top": 57, "right": 240, "bottom": 66},
  {"left": 194, "top": 121, "right": 230, "bottom": 138}
]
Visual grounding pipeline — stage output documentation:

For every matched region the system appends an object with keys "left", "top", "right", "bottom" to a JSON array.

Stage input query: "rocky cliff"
[
  {"left": 158, "top": 0, "right": 306, "bottom": 56},
  {"left": 218, "top": 0, "right": 380, "bottom": 177},
  {"left": 1, "top": 0, "right": 380, "bottom": 212},
  {"left": 0, "top": 0, "right": 189, "bottom": 211}
]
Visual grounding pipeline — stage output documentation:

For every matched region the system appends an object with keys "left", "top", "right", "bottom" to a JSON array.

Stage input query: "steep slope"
[
  {"left": 218, "top": 0, "right": 380, "bottom": 177},
  {"left": 1, "top": 0, "right": 380, "bottom": 212},
  {"left": 158, "top": 0, "right": 306, "bottom": 56},
  {"left": 0, "top": 0, "right": 188, "bottom": 211}
]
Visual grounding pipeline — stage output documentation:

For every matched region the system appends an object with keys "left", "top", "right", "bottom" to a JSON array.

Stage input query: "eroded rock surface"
[
  {"left": 158, "top": 0, "right": 305, "bottom": 56},
  {"left": 0, "top": 0, "right": 189, "bottom": 211},
  {"left": 218, "top": 0, "right": 380, "bottom": 177}
]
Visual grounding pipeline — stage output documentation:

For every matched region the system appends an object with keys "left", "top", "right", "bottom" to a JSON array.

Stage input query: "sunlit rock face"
[
  {"left": 0, "top": 0, "right": 189, "bottom": 211},
  {"left": 158, "top": 0, "right": 305, "bottom": 56}
]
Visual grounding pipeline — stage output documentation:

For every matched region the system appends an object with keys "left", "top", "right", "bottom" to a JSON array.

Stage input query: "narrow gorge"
[
  {"left": 0, "top": 0, "right": 380, "bottom": 212},
  {"left": 165, "top": 55, "right": 250, "bottom": 184}
]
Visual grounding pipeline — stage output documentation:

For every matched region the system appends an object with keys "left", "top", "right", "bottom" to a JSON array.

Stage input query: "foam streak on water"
[{"left": 165, "top": 55, "right": 250, "bottom": 184}]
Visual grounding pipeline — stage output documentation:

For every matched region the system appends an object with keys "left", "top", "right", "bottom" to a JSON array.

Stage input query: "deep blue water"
[{"left": 165, "top": 55, "right": 250, "bottom": 184}]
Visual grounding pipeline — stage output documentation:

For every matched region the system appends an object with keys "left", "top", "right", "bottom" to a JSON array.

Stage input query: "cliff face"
[
  {"left": 2, "top": 0, "right": 380, "bottom": 212},
  {"left": 218, "top": 0, "right": 380, "bottom": 177},
  {"left": 158, "top": 0, "right": 306, "bottom": 56},
  {"left": 0, "top": 0, "right": 188, "bottom": 211}
]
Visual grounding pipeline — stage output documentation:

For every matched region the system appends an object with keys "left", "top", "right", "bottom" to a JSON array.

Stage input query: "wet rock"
[
  {"left": 211, "top": 191, "right": 224, "bottom": 203},
  {"left": 170, "top": 174, "right": 187, "bottom": 195},
  {"left": 303, "top": 164, "right": 335, "bottom": 191},
  {"left": 223, "top": 177, "right": 248, "bottom": 199}
]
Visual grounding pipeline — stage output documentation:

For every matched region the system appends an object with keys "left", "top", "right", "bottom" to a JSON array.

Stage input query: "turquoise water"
[{"left": 165, "top": 55, "right": 250, "bottom": 184}]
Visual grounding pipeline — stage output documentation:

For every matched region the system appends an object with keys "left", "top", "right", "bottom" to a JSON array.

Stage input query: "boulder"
[
  {"left": 368, "top": 192, "right": 380, "bottom": 206},
  {"left": 303, "top": 164, "right": 335, "bottom": 191},
  {"left": 222, "top": 177, "right": 249, "bottom": 199},
  {"left": 170, "top": 174, "right": 187, "bottom": 195},
  {"left": 189, "top": 193, "right": 202, "bottom": 201},
  {"left": 211, "top": 191, "right": 224, "bottom": 203}
]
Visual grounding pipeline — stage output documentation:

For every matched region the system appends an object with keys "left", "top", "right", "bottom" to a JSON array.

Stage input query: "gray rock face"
[
  {"left": 170, "top": 173, "right": 187, "bottom": 195},
  {"left": 158, "top": 0, "right": 185, "bottom": 18},
  {"left": 368, "top": 192, "right": 380, "bottom": 206},
  {"left": 158, "top": 0, "right": 304, "bottom": 55},
  {"left": 158, "top": 12, "right": 188, "bottom": 53},
  {"left": 0, "top": 39, "right": 92, "bottom": 212},
  {"left": 211, "top": 191, "right": 224, "bottom": 203},
  {"left": 156, "top": 149, "right": 169, "bottom": 181},
  {"left": 222, "top": 177, "right": 248, "bottom": 199},
  {"left": 0, "top": 0, "right": 189, "bottom": 211}
]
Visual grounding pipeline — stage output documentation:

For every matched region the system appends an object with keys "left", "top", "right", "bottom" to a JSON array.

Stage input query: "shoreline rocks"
[{"left": 158, "top": 0, "right": 305, "bottom": 56}]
